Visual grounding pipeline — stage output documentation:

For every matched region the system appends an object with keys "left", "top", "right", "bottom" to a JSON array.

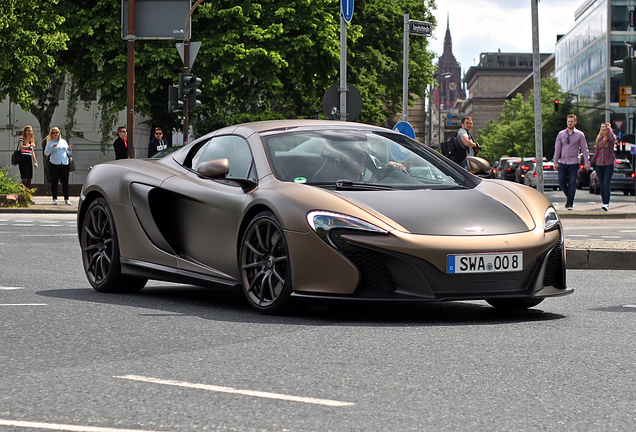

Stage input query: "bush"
[{"left": 0, "top": 166, "right": 35, "bottom": 205}]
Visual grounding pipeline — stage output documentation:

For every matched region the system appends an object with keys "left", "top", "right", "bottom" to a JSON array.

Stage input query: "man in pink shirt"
[{"left": 554, "top": 114, "right": 590, "bottom": 210}]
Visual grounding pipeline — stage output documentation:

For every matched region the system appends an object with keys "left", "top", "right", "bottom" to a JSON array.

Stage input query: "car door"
[{"left": 159, "top": 135, "right": 257, "bottom": 281}]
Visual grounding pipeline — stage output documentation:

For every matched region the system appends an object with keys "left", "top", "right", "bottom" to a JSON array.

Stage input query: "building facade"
[
  {"left": 554, "top": 0, "right": 636, "bottom": 136},
  {"left": 462, "top": 52, "right": 551, "bottom": 140}
]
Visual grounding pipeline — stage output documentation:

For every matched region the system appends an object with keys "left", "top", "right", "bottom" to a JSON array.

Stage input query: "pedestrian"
[
  {"left": 17, "top": 125, "right": 39, "bottom": 188},
  {"left": 554, "top": 114, "right": 590, "bottom": 210},
  {"left": 44, "top": 127, "right": 72, "bottom": 205},
  {"left": 113, "top": 126, "right": 129, "bottom": 160},
  {"left": 589, "top": 122, "right": 617, "bottom": 211},
  {"left": 457, "top": 116, "right": 481, "bottom": 170},
  {"left": 147, "top": 127, "right": 170, "bottom": 158}
]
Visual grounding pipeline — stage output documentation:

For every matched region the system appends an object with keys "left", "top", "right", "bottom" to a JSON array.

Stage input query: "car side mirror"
[{"left": 197, "top": 158, "right": 230, "bottom": 178}]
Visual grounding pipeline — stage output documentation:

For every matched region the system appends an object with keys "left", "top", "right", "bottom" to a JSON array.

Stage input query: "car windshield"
[
  {"left": 615, "top": 160, "right": 633, "bottom": 170},
  {"left": 261, "top": 129, "right": 476, "bottom": 190}
]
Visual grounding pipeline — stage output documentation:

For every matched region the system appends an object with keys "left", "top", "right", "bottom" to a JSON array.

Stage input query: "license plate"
[{"left": 447, "top": 252, "right": 523, "bottom": 274}]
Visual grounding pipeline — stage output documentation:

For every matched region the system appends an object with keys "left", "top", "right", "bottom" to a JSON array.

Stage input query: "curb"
[
  {"left": 566, "top": 248, "right": 636, "bottom": 270},
  {"left": 558, "top": 212, "right": 636, "bottom": 219}
]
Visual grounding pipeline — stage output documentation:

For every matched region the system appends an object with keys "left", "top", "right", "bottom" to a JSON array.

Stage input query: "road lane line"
[
  {"left": 623, "top": 305, "right": 636, "bottom": 308},
  {"left": 0, "top": 287, "right": 23, "bottom": 290},
  {"left": 115, "top": 375, "right": 355, "bottom": 407},
  {"left": 0, "top": 419, "right": 170, "bottom": 432},
  {"left": 0, "top": 303, "right": 47, "bottom": 306}
]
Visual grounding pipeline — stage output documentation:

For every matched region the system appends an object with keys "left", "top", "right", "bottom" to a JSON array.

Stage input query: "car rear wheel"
[
  {"left": 486, "top": 298, "right": 544, "bottom": 310},
  {"left": 240, "top": 211, "right": 292, "bottom": 315},
  {"left": 80, "top": 197, "right": 147, "bottom": 293}
]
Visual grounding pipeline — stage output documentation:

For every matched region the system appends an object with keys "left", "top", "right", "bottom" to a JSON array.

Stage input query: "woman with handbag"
[
  {"left": 44, "top": 127, "right": 72, "bottom": 205},
  {"left": 17, "top": 125, "right": 39, "bottom": 188}
]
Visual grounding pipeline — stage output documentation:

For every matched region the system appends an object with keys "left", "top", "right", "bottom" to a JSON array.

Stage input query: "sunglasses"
[{"left": 155, "top": 132, "right": 163, "bottom": 135}]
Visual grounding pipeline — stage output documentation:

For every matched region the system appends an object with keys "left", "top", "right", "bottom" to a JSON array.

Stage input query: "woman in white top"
[{"left": 44, "top": 127, "right": 72, "bottom": 205}]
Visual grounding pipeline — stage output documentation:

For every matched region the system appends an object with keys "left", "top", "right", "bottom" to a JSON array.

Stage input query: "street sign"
[
  {"left": 122, "top": 0, "right": 191, "bottom": 40},
  {"left": 447, "top": 112, "right": 452, "bottom": 119},
  {"left": 619, "top": 86, "right": 631, "bottom": 107},
  {"left": 408, "top": 20, "right": 432, "bottom": 36},
  {"left": 617, "top": 131, "right": 624, "bottom": 140},
  {"left": 614, "top": 120, "right": 625, "bottom": 130},
  {"left": 393, "top": 121, "right": 415, "bottom": 139},
  {"left": 341, "top": 0, "right": 354, "bottom": 23},
  {"left": 176, "top": 42, "right": 201, "bottom": 70}
]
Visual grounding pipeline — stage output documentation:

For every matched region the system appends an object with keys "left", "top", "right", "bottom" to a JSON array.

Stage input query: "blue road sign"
[
  {"left": 341, "top": 0, "right": 354, "bottom": 23},
  {"left": 446, "top": 120, "right": 452, "bottom": 126},
  {"left": 393, "top": 121, "right": 415, "bottom": 139},
  {"left": 447, "top": 112, "right": 452, "bottom": 119},
  {"left": 616, "top": 131, "right": 624, "bottom": 140},
  {"left": 631, "top": 146, "right": 635, "bottom": 155}
]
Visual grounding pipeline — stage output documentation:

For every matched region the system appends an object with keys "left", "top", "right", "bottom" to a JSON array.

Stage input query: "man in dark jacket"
[
  {"left": 148, "top": 127, "right": 170, "bottom": 158},
  {"left": 113, "top": 126, "right": 129, "bottom": 160}
]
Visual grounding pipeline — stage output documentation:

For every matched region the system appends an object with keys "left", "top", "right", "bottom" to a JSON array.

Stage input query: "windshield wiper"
[{"left": 335, "top": 180, "right": 394, "bottom": 190}]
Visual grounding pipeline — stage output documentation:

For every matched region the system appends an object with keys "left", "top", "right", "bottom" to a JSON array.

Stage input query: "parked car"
[
  {"left": 76, "top": 119, "right": 568, "bottom": 314},
  {"left": 497, "top": 157, "right": 522, "bottom": 181},
  {"left": 588, "top": 159, "right": 636, "bottom": 196},
  {"left": 515, "top": 157, "right": 537, "bottom": 184},
  {"left": 525, "top": 161, "right": 560, "bottom": 189},
  {"left": 576, "top": 152, "right": 593, "bottom": 189},
  {"left": 150, "top": 145, "right": 183, "bottom": 158}
]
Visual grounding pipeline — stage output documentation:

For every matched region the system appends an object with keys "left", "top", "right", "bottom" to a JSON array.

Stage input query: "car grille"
[
  {"left": 329, "top": 231, "right": 396, "bottom": 292},
  {"left": 543, "top": 235, "right": 563, "bottom": 287}
]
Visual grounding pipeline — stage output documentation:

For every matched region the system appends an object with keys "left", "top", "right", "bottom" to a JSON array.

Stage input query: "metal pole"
[
  {"left": 427, "top": 84, "right": 432, "bottom": 146},
  {"left": 402, "top": 13, "right": 409, "bottom": 122},
  {"left": 339, "top": 13, "right": 347, "bottom": 121},
  {"left": 183, "top": 0, "right": 204, "bottom": 142},
  {"left": 531, "top": 0, "right": 544, "bottom": 193},
  {"left": 126, "top": 0, "right": 135, "bottom": 158}
]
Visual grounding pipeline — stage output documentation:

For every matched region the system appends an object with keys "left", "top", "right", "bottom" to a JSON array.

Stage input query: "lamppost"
[{"left": 427, "top": 72, "right": 451, "bottom": 146}]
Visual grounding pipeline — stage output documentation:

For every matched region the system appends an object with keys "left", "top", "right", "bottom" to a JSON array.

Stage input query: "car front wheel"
[
  {"left": 486, "top": 298, "right": 544, "bottom": 310},
  {"left": 240, "top": 211, "right": 292, "bottom": 314},
  {"left": 80, "top": 197, "right": 147, "bottom": 293}
]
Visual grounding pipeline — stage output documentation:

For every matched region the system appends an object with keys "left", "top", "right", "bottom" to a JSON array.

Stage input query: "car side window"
[{"left": 192, "top": 135, "right": 254, "bottom": 179}]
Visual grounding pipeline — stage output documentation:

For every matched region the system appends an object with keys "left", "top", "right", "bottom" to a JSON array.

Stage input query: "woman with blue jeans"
[{"left": 589, "top": 123, "right": 617, "bottom": 211}]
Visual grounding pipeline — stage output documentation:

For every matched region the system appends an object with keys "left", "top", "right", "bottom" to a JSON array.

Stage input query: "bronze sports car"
[{"left": 77, "top": 120, "right": 570, "bottom": 314}]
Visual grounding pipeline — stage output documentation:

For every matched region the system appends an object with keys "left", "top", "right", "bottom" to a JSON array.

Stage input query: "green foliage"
[
  {"left": 0, "top": 0, "right": 68, "bottom": 108},
  {"left": 478, "top": 78, "right": 582, "bottom": 163},
  {"left": 0, "top": 167, "right": 34, "bottom": 205}
]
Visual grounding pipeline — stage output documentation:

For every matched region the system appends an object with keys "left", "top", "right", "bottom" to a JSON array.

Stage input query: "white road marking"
[
  {"left": 623, "top": 305, "right": 636, "bottom": 308},
  {"left": 115, "top": 375, "right": 355, "bottom": 407},
  {"left": 0, "top": 419, "right": 170, "bottom": 432},
  {"left": 0, "top": 303, "right": 47, "bottom": 306},
  {"left": 600, "top": 236, "right": 622, "bottom": 239},
  {"left": 620, "top": 230, "right": 636, "bottom": 233},
  {"left": 20, "top": 234, "right": 77, "bottom": 237},
  {"left": 566, "top": 234, "right": 589, "bottom": 237},
  {"left": 0, "top": 287, "right": 23, "bottom": 290}
]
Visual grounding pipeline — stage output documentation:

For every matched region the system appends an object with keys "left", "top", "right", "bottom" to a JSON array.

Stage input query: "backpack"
[{"left": 440, "top": 134, "right": 466, "bottom": 164}]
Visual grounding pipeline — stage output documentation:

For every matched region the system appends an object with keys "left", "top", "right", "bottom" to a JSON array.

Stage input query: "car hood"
[{"left": 334, "top": 186, "right": 532, "bottom": 235}]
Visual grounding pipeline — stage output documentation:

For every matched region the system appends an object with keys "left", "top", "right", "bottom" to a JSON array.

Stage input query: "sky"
[{"left": 428, "top": 0, "right": 584, "bottom": 73}]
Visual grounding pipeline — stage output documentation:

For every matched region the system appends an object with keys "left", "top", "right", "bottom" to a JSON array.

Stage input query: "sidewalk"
[{"left": 2, "top": 194, "right": 635, "bottom": 270}]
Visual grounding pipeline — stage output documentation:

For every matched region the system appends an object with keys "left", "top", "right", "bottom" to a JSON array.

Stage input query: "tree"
[
  {"left": 478, "top": 78, "right": 581, "bottom": 163},
  {"left": 0, "top": 0, "right": 68, "bottom": 145}
]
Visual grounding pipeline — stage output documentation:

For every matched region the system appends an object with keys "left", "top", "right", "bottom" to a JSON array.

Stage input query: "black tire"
[
  {"left": 80, "top": 197, "right": 147, "bottom": 293},
  {"left": 240, "top": 211, "right": 292, "bottom": 315},
  {"left": 486, "top": 298, "right": 544, "bottom": 310}
]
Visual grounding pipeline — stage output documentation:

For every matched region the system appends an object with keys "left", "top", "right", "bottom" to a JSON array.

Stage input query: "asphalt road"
[{"left": 1, "top": 215, "right": 636, "bottom": 431}]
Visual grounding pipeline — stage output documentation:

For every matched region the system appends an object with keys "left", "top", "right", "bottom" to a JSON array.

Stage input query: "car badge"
[{"left": 464, "top": 226, "right": 484, "bottom": 232}]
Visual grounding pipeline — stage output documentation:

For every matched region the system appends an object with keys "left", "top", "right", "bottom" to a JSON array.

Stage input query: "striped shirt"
[
  {"left": 590, "top": 131, "right": 617, "bottom": 166},
  {"left": 19, "top": 137, "right": 34, "bottom": 155}
]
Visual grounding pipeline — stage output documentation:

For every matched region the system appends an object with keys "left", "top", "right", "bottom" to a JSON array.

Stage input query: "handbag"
[
  {"left": 68, "top": 158, "right": 76, "bottom": 172},
  {"left": 11, "top": 143, "right": 21, "bottom": 166}
]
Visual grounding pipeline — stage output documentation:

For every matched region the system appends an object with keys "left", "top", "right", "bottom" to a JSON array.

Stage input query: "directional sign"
[
  {"left": 614, "top": 120, "right": 625, "bottom": 130},
  {"left": 341, "top": 0, "right": 354, "bottom": 23},
  {"left": 617, "top": 131, "right": 624, "bottom": 140},
  {"left": 408, "top": 20, "right": 432, "bottom": 36},
  {"left": 619, "top": 86, "right": 631, "bottom": 108},
  {"left": 393, "top": 121, "right": 415, "bottom": 139},
  {"left": 447, "top": 112, "right": 452, "bottom": 119}
]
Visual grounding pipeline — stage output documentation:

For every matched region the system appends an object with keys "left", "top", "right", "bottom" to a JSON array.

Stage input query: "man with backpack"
[{"left": 457, "top": 116, "right": 481, "bottom": 169}]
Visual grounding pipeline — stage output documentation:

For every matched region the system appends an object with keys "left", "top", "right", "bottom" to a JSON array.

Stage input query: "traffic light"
[
  {"left": 178, "top": 73, "right": 202, "bottom": 111},
  {"left": 168, "top": 85, "right": 183, "bottom": 112},
  {"left": 554, "top": 99, "right": 559, "bottom": 112}
]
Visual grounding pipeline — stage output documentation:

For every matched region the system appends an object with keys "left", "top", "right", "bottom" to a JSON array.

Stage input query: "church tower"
[{"left": 434, "top": 15, "right": 466, "bottom": 109}]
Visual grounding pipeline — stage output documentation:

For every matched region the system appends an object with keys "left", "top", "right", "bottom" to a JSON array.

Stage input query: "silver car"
[{"left": 524, "top": 161, "right": 559, "bottom": 190}]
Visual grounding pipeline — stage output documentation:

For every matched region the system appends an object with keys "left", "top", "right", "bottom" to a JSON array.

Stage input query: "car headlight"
[
  {"left": 307, "top": 211, "right": 388, "bottom": 243},
  {"left": 544, "top": 207, "right": 560, "bottom": 232}
]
